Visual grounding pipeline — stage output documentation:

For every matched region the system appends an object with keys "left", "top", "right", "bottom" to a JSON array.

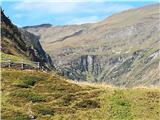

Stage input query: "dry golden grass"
[{"left": 1, "top": 68, "right": 160, "bottom": 120}]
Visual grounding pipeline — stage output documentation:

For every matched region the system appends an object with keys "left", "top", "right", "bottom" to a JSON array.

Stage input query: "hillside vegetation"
[{"left": 1, "top": 69, "right": 160, "bottom": 120}]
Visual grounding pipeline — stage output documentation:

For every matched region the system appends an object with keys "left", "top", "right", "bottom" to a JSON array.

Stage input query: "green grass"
[
  {"left": 15, "top": 75, "right": 46, "bottom": 88},
  {"left": 108, "top": 90, "right": 133, "bottom": 120},
  {"left": 0, "top": 52, "right": 36, "bottom": 67},
  {"left": 11, "top": 90, "right": 46, "bottom": 103},
  {"left": 1, "top": 69, "right": 160, "bottom": 120}
]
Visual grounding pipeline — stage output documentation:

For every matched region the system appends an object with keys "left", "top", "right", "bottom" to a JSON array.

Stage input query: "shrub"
[
  {"left": 11, "top": 91, "right": 45, "bottom": 103},
  {"left": 34, "top": 105, "right": 54, "bottom": 115},
  {"left": 23, "top": 79, "right": 36, "bottom": 86},
  {"left": 75, "top": 99, "right": 100, "bottom": 108},
  {"left": 38, "top": 108, "right": 54, "bottom": 115},
  {"left": 62, "top": 95, "right": 74, "bottom": 106},
  {"left": 16, "top": 83, "right": 30, "bottom": 88},
  {"left": 28, "top": 95, "right": 45, "bottom": 103},
  {"left": 16, "top": 76, "right": 46, "bottom": 88},
  {"left": 13, "top": 115, "right": 30, "bottom": 120}
]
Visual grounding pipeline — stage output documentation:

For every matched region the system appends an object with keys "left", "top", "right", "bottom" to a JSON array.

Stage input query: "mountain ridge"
[
  {"left": 24, "top": 3, "right": 160, "bottom": 87},
  {"left": 1, "top": 9, "right": 54, "bottom": 70},
  {"left": 23, "top": 23, "right": 52, "bottom": 29}
]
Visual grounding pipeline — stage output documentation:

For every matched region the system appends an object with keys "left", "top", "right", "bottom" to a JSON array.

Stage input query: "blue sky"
[{"left": 1, "top": 0, "right": 159, "bottom": 27}]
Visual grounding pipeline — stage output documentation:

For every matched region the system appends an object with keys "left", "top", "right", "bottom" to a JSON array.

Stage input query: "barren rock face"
[{"left": 24, "top": 4, "right": 160, "bottom": 87}]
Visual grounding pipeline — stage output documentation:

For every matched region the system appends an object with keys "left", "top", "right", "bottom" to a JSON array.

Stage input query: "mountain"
[
  {"left": 23, "top": 23, "right": 52, "bottom": 29},
  {"left": 1, "top": 9, "right": 54, "bottom": 69},
  {"left": 24, "top": 4, "right": 160, "bottom": 87}
]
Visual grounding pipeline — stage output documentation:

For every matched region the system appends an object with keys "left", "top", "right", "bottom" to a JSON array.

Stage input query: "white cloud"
[
  {"left": 13, "top": 2, "right": 78, "bottom": 13},
  {"left": 3, "top": 0, "right": 160, "bottom": 2},
  {"left": 78, "top": 3, "right": 134, "bottom": 14},
  {"left": 7, "top": 0, "right": 157, "bottom": 25},
  {"left": 66, "top": 16, "right": 101, "bottom": 25},
  {"left": 12, "top": 1, "right": 134, "bottom": 14},
  {"left": 10, "top": 1, "right": 135, "bottom": 25},
  {"left": 3, "top": 0, "right": 107, "bottom": 2}
]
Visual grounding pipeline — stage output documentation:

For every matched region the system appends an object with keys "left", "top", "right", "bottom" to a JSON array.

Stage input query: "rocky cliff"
[
  {"left": 24, "top": 4, "right": 160, "bottom": 87},
  {"left": 1, "top": 9, "right": 54, "bottom": 69}
]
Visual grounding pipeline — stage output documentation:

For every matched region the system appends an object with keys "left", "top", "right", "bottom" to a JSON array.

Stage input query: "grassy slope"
[
  {"left": 1, "top": 52, "right": 31, "bottom": 63},
  {"left": 0, "top": 52, "right": 38, "bottom": 68},
  {"left": 1, "top": 69, "right": 160, "bottom": 120}
]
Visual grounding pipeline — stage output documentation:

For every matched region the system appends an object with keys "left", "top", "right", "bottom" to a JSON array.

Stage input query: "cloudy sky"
[{"left": 1, "top": 0, "right": 159, "bottom": 27}]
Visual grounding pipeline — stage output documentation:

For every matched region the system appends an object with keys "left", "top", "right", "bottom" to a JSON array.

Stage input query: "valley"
[{"left": 24, "top": 4, "right": 160, "bottom": 87}]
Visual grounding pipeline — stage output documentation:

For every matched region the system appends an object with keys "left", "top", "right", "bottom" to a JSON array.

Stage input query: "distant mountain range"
[
  {"left": 23, "top": 24, "right": 52, "bottom": 29},
  {"left": 24, "top": 4, "right": 160, "bottom": 87}
]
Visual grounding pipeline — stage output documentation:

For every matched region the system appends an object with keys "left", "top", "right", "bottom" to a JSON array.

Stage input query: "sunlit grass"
[{"left": 1, "top": 69, "right": 160, "bottom": 120}]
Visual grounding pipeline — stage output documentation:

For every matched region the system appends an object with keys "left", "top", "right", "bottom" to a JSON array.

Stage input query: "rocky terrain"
[
  {"left": 1, "top": 9, "right": 54, "bottom": 70},
  {"left": 24, "top": 4, "right": 160, "bottom": 87}
]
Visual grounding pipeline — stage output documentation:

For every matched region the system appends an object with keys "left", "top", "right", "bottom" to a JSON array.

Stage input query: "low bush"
[
  {"left": 34, "top": 105, "right": 54, "bottom": 115},
  {"left": 11, "top": 91, "right": 46, "bottom": 103},
  {"left": 16, "top": 83, "right": 30, "bottom": 88},
  {"left": 13, "top": 115, "right": 30, "bottom": 120},
  {"left": 16, "top": 76, "right": 46, "bottom": 88},
  {"left": 75, "top": 99, "right": 100, "bottom": 108},
  {"left": 62, "top": 95, "right": 75, "bottom": 106}
]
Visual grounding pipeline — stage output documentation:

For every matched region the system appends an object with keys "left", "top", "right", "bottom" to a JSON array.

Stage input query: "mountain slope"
[
  {"left": 1, "top": 9, "right": 54, "bottom": 69},
  {"left": 2, "top": 69, "right": 160, "bottom": 120},
  {"left": 24, "top": 4, "right": 160, "bottom": 87}
]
